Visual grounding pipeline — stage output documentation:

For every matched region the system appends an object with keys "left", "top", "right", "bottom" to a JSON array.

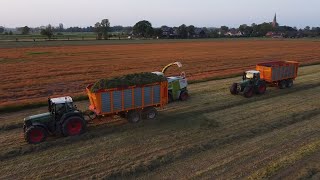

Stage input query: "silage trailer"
[
  {"left": 23, "top": 81, "right": 169, "bottom": 144},
  {"left": 230, "top": 61, "right": 299, "bottom": 98}
]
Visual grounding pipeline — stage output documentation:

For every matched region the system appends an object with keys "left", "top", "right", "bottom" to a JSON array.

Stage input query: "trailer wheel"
[
  {"left": 243, "top": 86, "right": 254, "bottom": 98},
  {"left": 279, "top": 81, "right": 287, "bottom": 89},
  {"left": 256, "top": 82, "right": 267, "bottom": 94},
  {"left": 142, "top": 107, "right": 158, "bottom": 120},
  {"left": 25, "top": 126, "right": 47, "bottom": 144},
  {"left": 230, "top": 83, "right": 240, "bottom": 95},
  {"left": 127, "top": 110, "right": 141, "bottom": 123},
  {"left": 62, "top": 116, "right": 86, "bottom": 136},
  {"left": 179, "top": 91, "right": 189, "bottom": 101},
  {"left": 286, "top": 79, "right": 293, "bottom": 88}
]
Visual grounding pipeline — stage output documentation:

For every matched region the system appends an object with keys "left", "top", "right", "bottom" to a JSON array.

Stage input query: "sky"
[{"left": 1, "top": 0, "right": 319, "bottom": 28}]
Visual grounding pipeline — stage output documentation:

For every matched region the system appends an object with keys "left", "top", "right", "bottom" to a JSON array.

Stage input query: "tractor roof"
[{"left": 50, "top": 96, "right": 73, "bottom": 104}]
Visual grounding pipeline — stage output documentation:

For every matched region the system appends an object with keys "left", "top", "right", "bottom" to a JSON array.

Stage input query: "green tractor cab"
[
  {"left": 152, "top": 61, "right": 189, "bottom": 102},
  {"left": 230, "top": 70, "right": 267, "bottom": 98},
  {"left": 23, "top": 96, "right": 86, "bottom": 144}
]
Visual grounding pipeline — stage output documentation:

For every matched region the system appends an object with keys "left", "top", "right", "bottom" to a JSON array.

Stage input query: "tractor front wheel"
[
  {"left": 230, "top": 83, "right": 240, "bottom": 95},
  {"left": 243, "top": 86, "right": 254, "bottom": 98},
  {"left": 179, "top": 91, "right": 189, "bottom": 101},
  {"left": 62, "top": 116, "right": 86, "bottom": 136},
  {"left": 25, "top": 126, "right": 47, "bottom": 144}
]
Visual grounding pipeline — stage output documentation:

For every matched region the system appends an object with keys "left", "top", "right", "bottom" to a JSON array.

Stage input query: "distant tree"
[
  {"left": 259, "top": 22, "right": 273, "bottom": 36},
  {"left": 110, "top": 25, "right": 124, "bottom": 32},
  {"left": 178, "top": 24, "right": 188, "bottom": 38},
  {"left": 101, "top": 19, "right": 110, "bottom": 39},
  {"left": 153, "top": 28, "right": 163, "bottom": 38},
  {"left": 9, "top": 31, "right": 13, "bottom": 35},
  {"left": 187, "top": 25, "right": 195, "bottom": 38},
  {"left": 40, "top": 24, "right": 54, "bottom": 39},
  {"left": 94, "top": 19, "right": 110, "bottom": 40},
  {"left": 208, "top": 28, "right": 219, "bottom": 38},
  {"left": 59, "top": 23, "right": 64, "bottom": 32},
  {"left": 199, "top": 30, "right": 207, "bottom": 38},
  {"left": 94, "top": 22, "right": 103, "bottom": 39},
  {"left": 239, "top": 24, "right": 253, "bottom": 36},
  {"left": 21, "top": 26, "right": 30, "bottom": 35},
  {"left": 133, "top": 20, "right": 154, "bottom": 38},
  {"left": 220, "top": 26, "right": 229, "bottom": 34},
  {"left": 123, "top": 26, "right": 133, "bottom": 34},
  {"left": 0, "top": 27, "right": 4, "bottom": 34},
  {"left": 304, "top": 26, "right": 310, "bottom": 31}
]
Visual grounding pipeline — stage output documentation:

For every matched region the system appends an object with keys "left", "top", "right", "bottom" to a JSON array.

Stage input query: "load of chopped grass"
[{"left": 90, "top": 72, "right": 167, "bottom": 92}]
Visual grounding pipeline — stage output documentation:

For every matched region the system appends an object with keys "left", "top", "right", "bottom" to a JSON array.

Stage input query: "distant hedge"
[{"left": 90, "top": 72, "right": 166, "bottom": 92}]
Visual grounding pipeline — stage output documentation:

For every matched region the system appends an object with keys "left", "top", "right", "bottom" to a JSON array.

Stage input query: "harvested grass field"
[
  {"left": 0, "top": 64, "right": 319, "bottom": 179},
  {"left": 1, "top": 39, "right": 320, "bottom": 108}
]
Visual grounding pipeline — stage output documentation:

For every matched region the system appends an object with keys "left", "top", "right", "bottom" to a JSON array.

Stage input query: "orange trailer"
[
  {"left": 256, "top": 61, "right": 299, "bottom": 88},
  {"left": 86, "top": 81, "right": 168, "bottom": 122}
]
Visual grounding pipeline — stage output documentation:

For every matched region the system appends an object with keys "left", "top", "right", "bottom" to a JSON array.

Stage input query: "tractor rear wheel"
[
  {"left": 230, "top": 83, "right": 240, "bottom": 95},
  {"left": 25, "top": 126, "right": 47, "bottom": 144},
  {"left": 279, "top": 80, "right": 287, "bottom": 89},
  {"left": 179, "top": 91, "right": 189, "bottom": 101},
  {"left": 286, "top": 79, "right": 293, "bottom": 88},
  {"left": 127, "top": 110, "right": 141, "bottom": 123},
  {"left": 62, "top": 116, "right": 86, "bottom": 136},
  {"left": 256, "top": 82, "right": 267, "bottom": 94},
  {"left": 142, "top": 107, "right": 158, "bottom": 120},
  {"left": 243, "top": 86, "right": 254, "bottom": 98}
]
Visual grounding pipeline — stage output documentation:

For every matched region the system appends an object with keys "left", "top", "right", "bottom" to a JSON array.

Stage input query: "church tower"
[{"left": 272, "top": 13, "right": 277, "bottom": 28}]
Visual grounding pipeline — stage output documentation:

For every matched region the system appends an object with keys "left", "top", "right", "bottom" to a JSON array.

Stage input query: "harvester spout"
[{"left": 162, "top": 62, "right": 182, "bottom": 74}]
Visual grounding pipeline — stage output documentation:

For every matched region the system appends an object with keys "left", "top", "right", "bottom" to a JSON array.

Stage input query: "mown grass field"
[
  {"left": 0, "top": 64, "right": 319, "bottom": 179},
  {"left": 1, "top": 39, "right": 320, "bottom": 109}
]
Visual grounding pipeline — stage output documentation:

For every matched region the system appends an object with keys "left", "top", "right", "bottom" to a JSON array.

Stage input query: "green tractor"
[
  {"left": 230, "top": 70, "right": 267, "bottom": 98},
  {"left": 152, "top": 62, "right": 189, "bottom": 102},
  {"left": 23, "top": 96, "right": 87, "bottom": 144}
]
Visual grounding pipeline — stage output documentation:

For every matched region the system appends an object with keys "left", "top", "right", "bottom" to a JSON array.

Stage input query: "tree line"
[{"left": 1, "top": 19, "right": 320, "bottom": 39}]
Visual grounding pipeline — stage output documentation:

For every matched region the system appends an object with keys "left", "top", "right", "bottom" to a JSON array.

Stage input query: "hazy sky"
[{"left": 1, "top": 0, "right": 319, "bottom": 28}]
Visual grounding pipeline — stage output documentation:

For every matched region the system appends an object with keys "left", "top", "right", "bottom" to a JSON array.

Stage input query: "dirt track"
[
  {"left": 0, "top": 64, "right": 319, "bottom": 179},
  {"left": 1, "top": 39, "right": 320, "bottom": 107}
]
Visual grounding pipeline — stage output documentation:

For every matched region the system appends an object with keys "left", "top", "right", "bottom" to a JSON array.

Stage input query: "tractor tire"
[
  {"left": 230, "top": 83, "right": 239, "bottom": 95},
  {"left": 179, "top": 91, "right": 189, "bottom": 101},
  {"left": 62, "top": 116, "right": 86, "bottom": 136},
  {"left": 25, "top": 126, "right": 47, "bottom": 144},
  {"left": 127, "top": 110, "right": 141, "bottom": 123},
  {"left": 142, "top": 107, "right": 158, "bottom": 120},
  {"left": 243, "top": 86, "right": 254, "bottom": 98},
  {"left": 279, "top": 80, "right": 287, "bottom": 89},
  {"left": 256, "top": 82, "right": 267, "bottom": 94},
  {"left": 286, "top": 79, "right": 293, "bottom": 88}
]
